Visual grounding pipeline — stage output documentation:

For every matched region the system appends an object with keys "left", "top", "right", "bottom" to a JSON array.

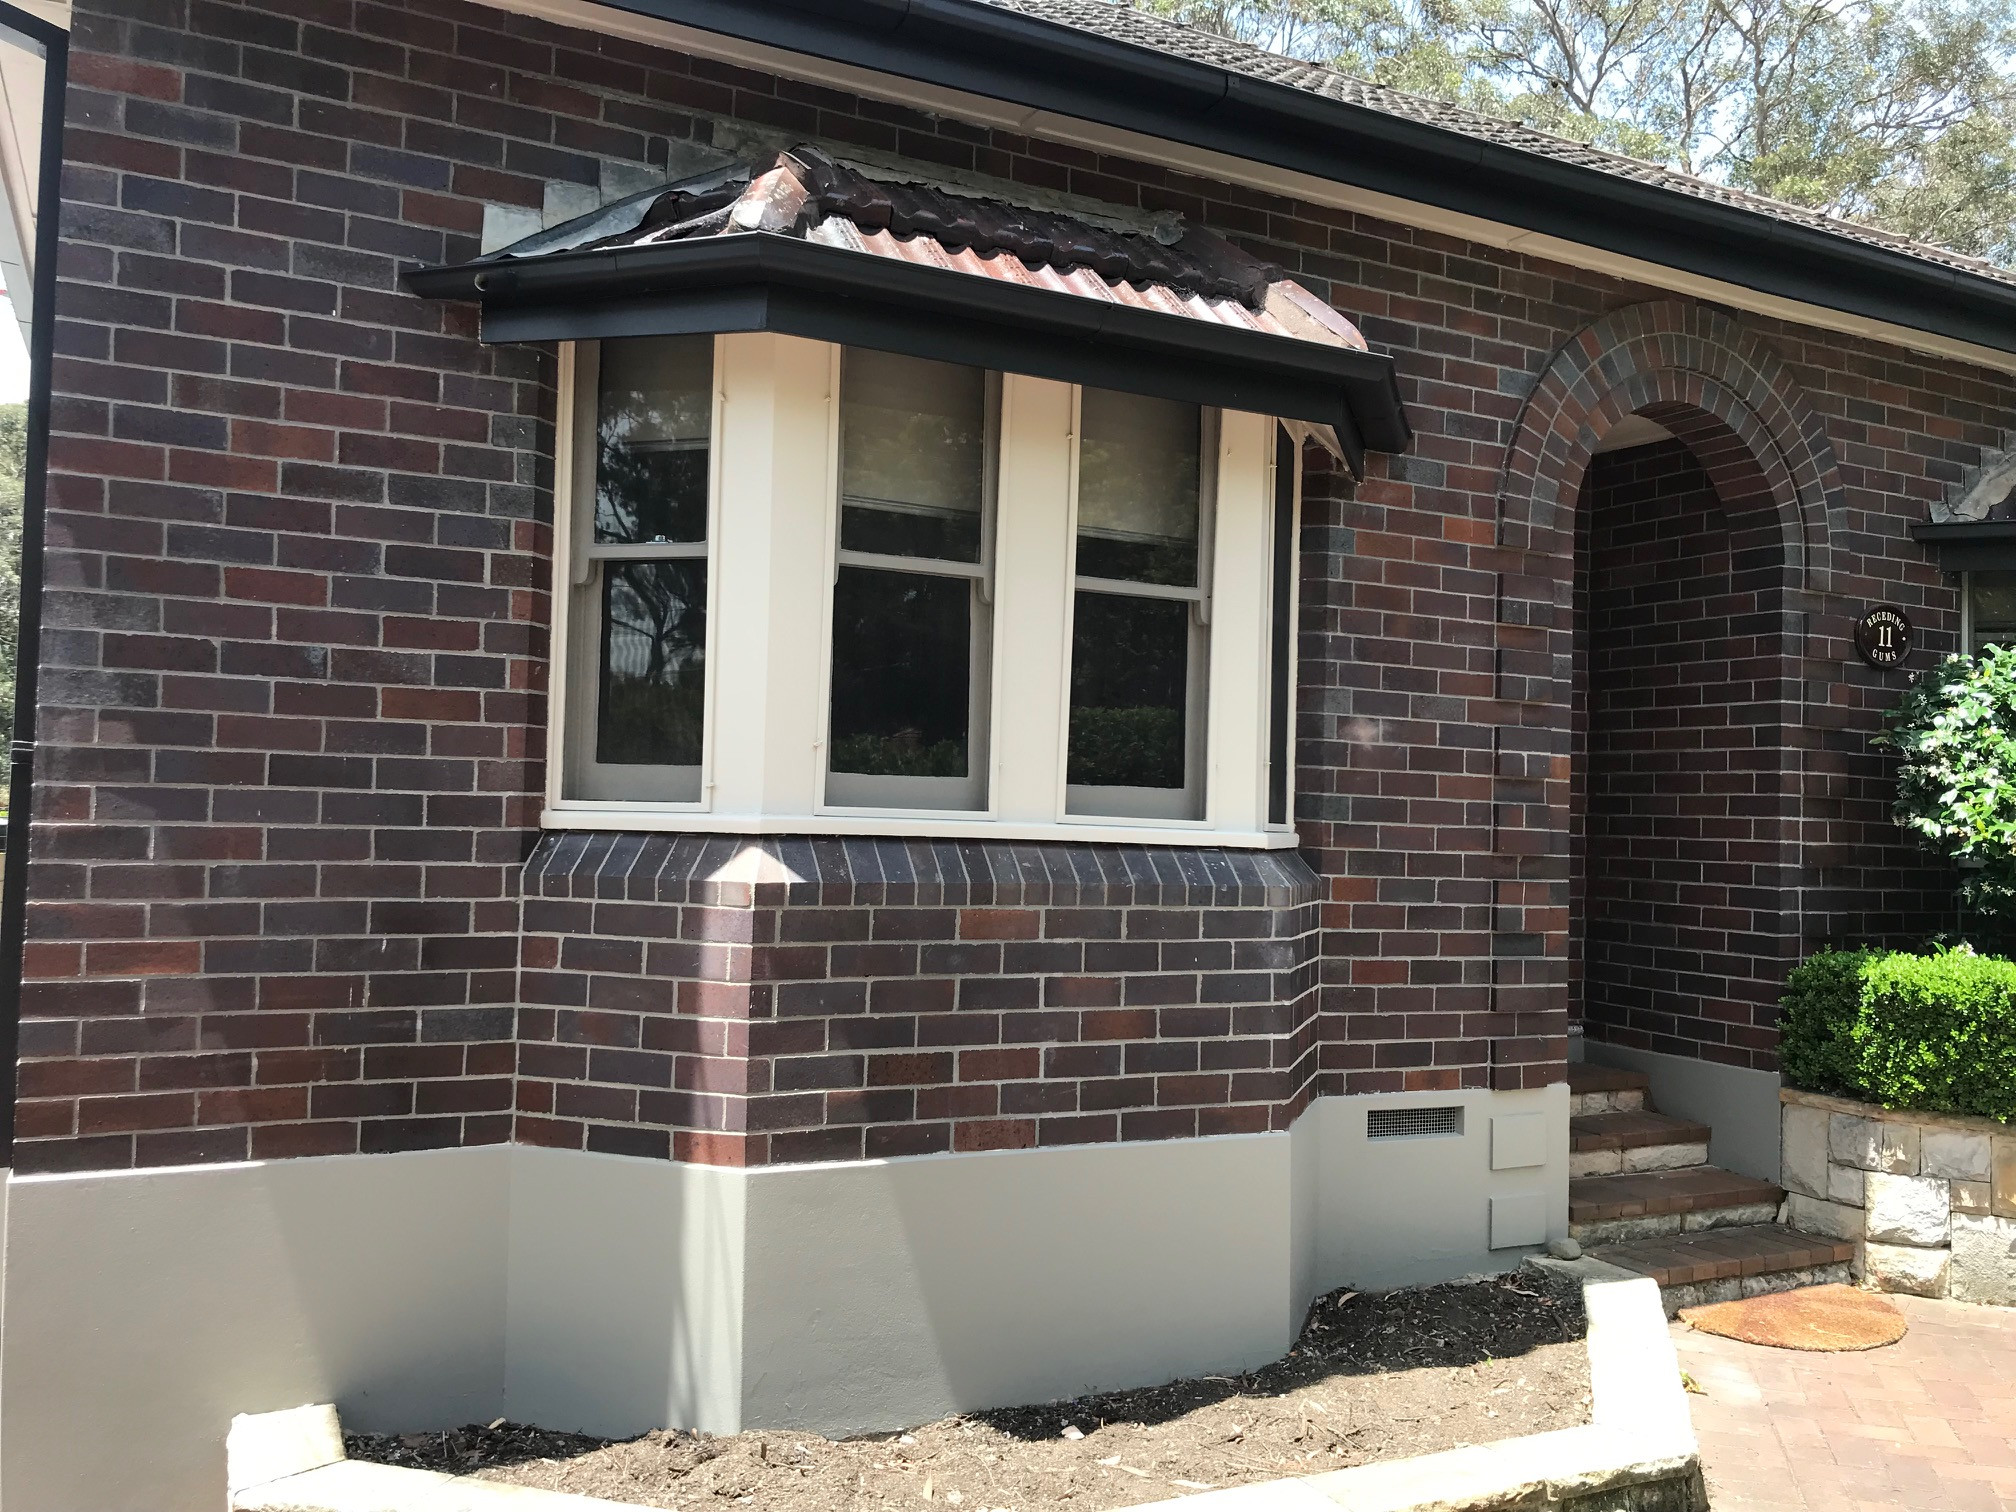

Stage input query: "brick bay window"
[{"left": 408, "top": 145, "right": 1411, "bottom": 846}]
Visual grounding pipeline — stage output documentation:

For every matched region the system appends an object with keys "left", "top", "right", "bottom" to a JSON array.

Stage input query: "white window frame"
[
  {"left": 543, "top": 333, "right": 1300, "bottom": 850},
  {"left": 1964, "top": 569, "right": 2016, "bottom": 653},
  {"left": 552, "top": 337, "right": 725, "bottom": 809}
]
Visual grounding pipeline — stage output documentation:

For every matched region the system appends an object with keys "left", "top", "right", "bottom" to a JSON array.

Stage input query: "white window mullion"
[
  {"left": 1266, "top": 433, "right": 1303, "bottom": 832},
  {"left": 1205, "top": 408, "right": 1275, "bottom": 836},
  {"left": 989, "top": 372, "right": 1078, "bottom": 824},
  {"left": 709, "top": 331, "right": 836, "bottom": 819},
  {"left": 545, "top": 340, "right": 582, "bottom": 810}
]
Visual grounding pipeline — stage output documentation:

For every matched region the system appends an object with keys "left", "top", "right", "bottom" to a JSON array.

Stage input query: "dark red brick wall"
[{"left": 17, "top": 0, "right": 2006, "bottom": 1173}]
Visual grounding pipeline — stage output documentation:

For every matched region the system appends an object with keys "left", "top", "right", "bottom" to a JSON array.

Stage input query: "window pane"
[
  {"left": 830, "top": 567, "right": 972, "bottom": 778},
  {"left": 840, "top": 349, "right": 985, "bottom": 563},
  {"left": 1068, "top": 591, "right": 1190, "bottom": 790},
  {"left": 1973, "top": 571, "right": 2016, "bottom": 649},
  {"left": 1077, "top": 389, "right": 1200, "bottom": 586},
  {"left": 598, "top": 560, "right": 707, "bottom": 766},
  {"left": 596, "top": 336, "right": 712, "bottom": 546}
]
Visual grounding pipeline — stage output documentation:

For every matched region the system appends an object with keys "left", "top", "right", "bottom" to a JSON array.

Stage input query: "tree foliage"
[{"left": 1113, "top": 0, "right": 2016, "bottom": 265}]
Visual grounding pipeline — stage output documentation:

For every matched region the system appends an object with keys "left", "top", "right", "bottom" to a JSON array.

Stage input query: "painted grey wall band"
[
  {"left": 1583, "top": 1043, "right": 1783, "bottom": 1182},
  {"left": 2, "top": 1085, "right": 1567, "bottom": 1512}
]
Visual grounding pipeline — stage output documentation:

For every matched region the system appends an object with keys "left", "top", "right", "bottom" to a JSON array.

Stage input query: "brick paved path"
[{"left": 1674, "top": 1295, "right": 2016, "bottom": 1511}]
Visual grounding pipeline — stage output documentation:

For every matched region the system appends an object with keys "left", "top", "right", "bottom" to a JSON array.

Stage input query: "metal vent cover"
[{"left": 1367, "top": 1105, "right": 1463, "bottom": 1140}]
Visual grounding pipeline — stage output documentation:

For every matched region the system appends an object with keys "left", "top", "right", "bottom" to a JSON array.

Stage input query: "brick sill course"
[{"left": 227, "top": 1280, "right": 1702, "bottom": 1512}]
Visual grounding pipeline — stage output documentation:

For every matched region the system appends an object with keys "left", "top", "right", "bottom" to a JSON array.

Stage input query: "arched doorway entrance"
[
  {"left": 1569, "top": 409, "right": 1798, "bottom": 1064},
  {"left": 1494, "top": 303, "right": 1846, "bottom": 1158}
]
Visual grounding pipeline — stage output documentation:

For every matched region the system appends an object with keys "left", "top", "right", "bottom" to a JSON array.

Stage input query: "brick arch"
[
  {"left": 1485, "top": 302, "right": 1842, "bottom": 1075},
  {"left": 1498, "top": 302, "right": 1845, "bottom": 592}
]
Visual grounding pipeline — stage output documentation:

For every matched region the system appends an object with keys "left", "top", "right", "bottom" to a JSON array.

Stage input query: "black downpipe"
[{"left": 0, "top": 4, "right": 69, "bottom": 1165}]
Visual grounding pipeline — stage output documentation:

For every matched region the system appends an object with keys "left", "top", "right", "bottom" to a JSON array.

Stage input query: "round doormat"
[{"left": 1679, "top": 1284, "right": 1907, "bottom": 1351}]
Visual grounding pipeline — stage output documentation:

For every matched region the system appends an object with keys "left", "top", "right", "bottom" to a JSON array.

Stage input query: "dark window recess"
[
  {"left": 1268, "top": 430, "right": 1295, "bottom": 826},
  {"left": 1367, "top": 1105, "right": 1464, "bottom": 1140},
  {"left": 598, "top": 560, "right": 708, "bottom": 766},
  {"left": 1972, "top": 571, "right": 2016, "bottom": 652},
  {"left": 1068, "top": 591, "right": 1189, "bottom": 790},
  {"left": 839, "top": 349, "right": 987, "bottom": 564},
  {"left": 840, "top": 504, "right": 982, "bottom": 562},
  {"left": 829, "top": 566, "right": 973, "bottom": 778},
  {"left": 595, "top": 335, "right": 712, "bottom": 545},
  {"left": 596, "top": 443, "right": 708, "bottom": 544}
]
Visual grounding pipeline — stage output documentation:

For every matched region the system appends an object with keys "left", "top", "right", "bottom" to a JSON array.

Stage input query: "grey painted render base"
[
  {"left": 0, "top": 1085, "right": 1566, "bottom": 1512},
  {"left": 1583, "top": 1042, "right": 1782, "bottom": 1181}
]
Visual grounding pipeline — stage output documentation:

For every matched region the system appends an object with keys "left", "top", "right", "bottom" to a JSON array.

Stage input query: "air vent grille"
[{"left": 1367, "top": 1105, "right": 1463, "bottom": 1140}]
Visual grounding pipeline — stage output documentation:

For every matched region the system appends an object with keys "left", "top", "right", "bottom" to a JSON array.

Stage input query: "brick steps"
[
  {"left": 1571, "top": 1110, "right": 1713, "bottom": 1151},
  {"left": 1566, "top": 1064, "right": 1649, "bottom": 1096},
  {"left": 1569, "top": 1165, "right": 1784, "bottom": 1243},
  {"left": 1587, "top": 1222, "right": 1854, "bottom": 1289},
  {"left": 1567, "top": 1060, "right": 1852, "bottom": 1310},
  {"left": 1569, "top": 1109, "right": 1711, "bottom": 1176},
  {"left": 1567, "top": 1063, "right": 1649, "bottom": 1116}
]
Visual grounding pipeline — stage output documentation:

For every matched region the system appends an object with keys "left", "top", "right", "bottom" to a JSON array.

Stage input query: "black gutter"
[
  {"left": 405, "top": 232, "right": 1412, "bottom": 469},
  {"left": 585, "top": 0, "right": 2016, "bottom": 358},
  {"left": 1912, "top": 520, "right": 2016, "bottom": 572},
  {"left": 0, "top": 1, "right": 65, "bottom": 1166}
]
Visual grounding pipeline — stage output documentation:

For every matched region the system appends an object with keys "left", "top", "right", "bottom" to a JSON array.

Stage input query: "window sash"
[
  {"left": 822, "top": 357, "right": 999, "bottom": 815},
  {"left": 559, "top": 338, "right": 720, "bottom": 805},
  {"left": 1968, "top": 570, "right": 2016, "bottom": 653},
  {"left": 1064, "top": 402, "right": 1216, "bottom": 822}
]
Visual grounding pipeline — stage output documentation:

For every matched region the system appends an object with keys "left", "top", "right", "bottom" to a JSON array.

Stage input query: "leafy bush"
[
  {"left": 1780, "top": 945, "right": 2016, "bottom": 1121},
  {"left": 1875, "top": 645, "right": 2016, "bottom": 933}
]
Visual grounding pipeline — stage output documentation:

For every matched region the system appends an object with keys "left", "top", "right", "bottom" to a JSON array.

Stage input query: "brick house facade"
[{"left": 3, "top": 0, "right": 2011, "bottom": 1505}]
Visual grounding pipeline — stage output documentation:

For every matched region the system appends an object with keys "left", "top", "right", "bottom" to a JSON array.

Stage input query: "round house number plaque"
[{"left": 1853, "top": 605, "right": 1913, "bottom": 669}]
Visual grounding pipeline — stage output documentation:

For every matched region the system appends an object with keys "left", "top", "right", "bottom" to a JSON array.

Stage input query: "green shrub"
[
  {"left": 1780, "top": 945, "right": 2016, "bottom": 1121},
  {"left": 1875, "top": 644, "right": 2016, "bottom": 936}
]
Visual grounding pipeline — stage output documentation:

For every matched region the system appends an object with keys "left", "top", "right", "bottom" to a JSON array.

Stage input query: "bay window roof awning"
[
  {"left": 404, "top": 146, "right": 1411, "bottom": 475},
  {"left": 1914, "top": 521, "right": 2016, "bottom": 571}
]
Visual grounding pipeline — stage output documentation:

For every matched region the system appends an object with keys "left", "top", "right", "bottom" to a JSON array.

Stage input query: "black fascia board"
[
  {"left": 581, "top": 0, "right": 2016, "bottom": 356},
  {"left": 1912, "top": 520, "right": 2016, "bottom": 572},
  {"left": 405, "top": 234, "right": 1410, "bottom": 470}
]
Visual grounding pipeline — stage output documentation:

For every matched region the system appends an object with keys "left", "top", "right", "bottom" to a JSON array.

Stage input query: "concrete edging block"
[
  {"left": 229, "top": 1278, "right": 1700, "bottom": 1512},
  {"left": 1128, "top": 1275, "right": 1703, "bottom": 1512},
  {"left": 230, "top": 1437, "right": 637, "bottom": 1512},
  {"left": 227, "top": 1405, "right": 345, "bottom": 1495}
]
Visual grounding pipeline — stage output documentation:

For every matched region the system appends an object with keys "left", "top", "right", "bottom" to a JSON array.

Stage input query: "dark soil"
[{"left": 350, "top": 1269, "right": 1590, "bottom": 1512}]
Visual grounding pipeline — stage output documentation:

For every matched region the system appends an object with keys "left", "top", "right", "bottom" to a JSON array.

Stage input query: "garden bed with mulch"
[{"left": 350, "top": 1269, "right": 1590, "bottom": 1512}]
